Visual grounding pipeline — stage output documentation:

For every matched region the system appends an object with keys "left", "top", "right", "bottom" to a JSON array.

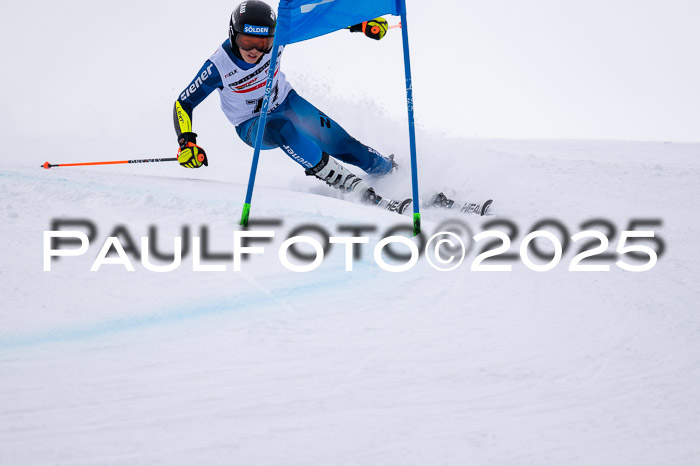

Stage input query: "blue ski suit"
[{"left": 174, "top": 39, "right": 392, "bottom": 176}]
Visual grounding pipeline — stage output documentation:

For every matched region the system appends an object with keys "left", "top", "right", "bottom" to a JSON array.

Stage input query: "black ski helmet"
[{"left": 229, "top": 0, "right": 277, "bottom": 48}]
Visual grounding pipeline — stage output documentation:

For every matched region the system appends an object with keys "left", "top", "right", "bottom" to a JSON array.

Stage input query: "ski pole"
[
  {"left": 41, "top": 157, "right": 178, "bottom": 169},
  {"left": 389, "top": 22, "right": 402, "bottom": 30}
]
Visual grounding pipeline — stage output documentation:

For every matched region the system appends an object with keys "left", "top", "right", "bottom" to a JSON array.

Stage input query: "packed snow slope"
[{"left": 2, "top": 121, "right": 700, "bottom": 465}]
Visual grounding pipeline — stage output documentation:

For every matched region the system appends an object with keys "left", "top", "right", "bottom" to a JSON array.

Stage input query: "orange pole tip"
[{"left": 42, "top": 162, "right": 51, "bottom": 169}]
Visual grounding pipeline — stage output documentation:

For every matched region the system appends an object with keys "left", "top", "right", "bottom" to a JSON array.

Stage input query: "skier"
[{"left": 173, "top": 0, "right": 394, "bottom": 203}]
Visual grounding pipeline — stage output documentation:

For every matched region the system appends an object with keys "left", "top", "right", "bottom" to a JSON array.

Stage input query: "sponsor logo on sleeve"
[{"left": 180, "top": 63, "right": 215, "bottom": 101}]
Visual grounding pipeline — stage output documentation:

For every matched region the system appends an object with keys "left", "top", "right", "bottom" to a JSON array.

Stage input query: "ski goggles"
[{"left": 235, "top": 33, "right": 274, "bottom": 53}]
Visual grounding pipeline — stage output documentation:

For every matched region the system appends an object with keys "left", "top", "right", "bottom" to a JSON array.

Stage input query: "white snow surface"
[{"left": 2, "top": 122, "right": 700, "bottom": 465}]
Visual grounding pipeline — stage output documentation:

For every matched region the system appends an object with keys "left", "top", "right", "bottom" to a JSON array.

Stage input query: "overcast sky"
[{"left": 3, "top": 0, "right": 699, "bottom": 149}]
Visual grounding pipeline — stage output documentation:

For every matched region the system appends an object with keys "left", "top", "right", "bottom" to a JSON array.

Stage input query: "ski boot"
[
  {"left": 305, "top": 153, "right": 412, "bottom": 213},
  {"left": 306, "top": 152, "right": 373, "bottom": 200},
  {"left": 387, "top": 154, "right": 399, "bottom": 174}
]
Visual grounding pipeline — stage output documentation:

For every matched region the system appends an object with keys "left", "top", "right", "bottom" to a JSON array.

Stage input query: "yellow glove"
[
  {"left": 177, "top": 132, "right": 208, "bottom": 168},
  {"left": 349, "top": 17, "right": 389, "bottom": 40}
]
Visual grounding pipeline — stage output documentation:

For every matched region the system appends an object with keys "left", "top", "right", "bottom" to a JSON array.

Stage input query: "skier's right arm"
[{"left": 174, "top": 60, "right": 223, "bottom": 168}]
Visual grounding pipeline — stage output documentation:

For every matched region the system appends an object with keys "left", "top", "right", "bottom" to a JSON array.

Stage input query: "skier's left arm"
[{"left": 348, "top": 17, "right": 389, "bottom": 40}]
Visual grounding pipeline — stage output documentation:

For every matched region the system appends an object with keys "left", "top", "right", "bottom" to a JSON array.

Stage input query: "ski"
[
  {"left": 426, "top": 192, "right": 493, "bottom": 216},
  {"left": 377, "top": 196, "right": 413, "bottom": 214},
  {"left": 363, "top": 188, "right": 413, "bottom": 215},
  {"left": 365, "top": 190, "right": 492, "bottom": 217}
]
